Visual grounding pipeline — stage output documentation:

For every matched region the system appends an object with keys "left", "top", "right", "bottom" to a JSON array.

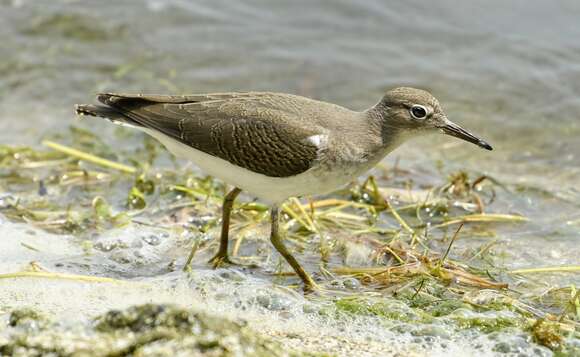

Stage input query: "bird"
[{"left": 75, "top": 87, "right": 492, "bottom": 291}]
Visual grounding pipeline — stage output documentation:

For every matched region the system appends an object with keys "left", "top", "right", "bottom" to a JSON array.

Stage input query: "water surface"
[{"left": 1, "top": 0, "right": 579, "bottom": 355}]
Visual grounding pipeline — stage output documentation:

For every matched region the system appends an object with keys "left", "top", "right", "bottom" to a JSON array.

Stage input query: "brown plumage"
[{"left": 77, "top": 92, "right": 359, "bottom": 177}]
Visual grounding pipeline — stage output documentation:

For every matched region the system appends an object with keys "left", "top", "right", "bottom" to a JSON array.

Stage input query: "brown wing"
[{"left": 97, "top": 92, "right": 321, "bottom": 178}]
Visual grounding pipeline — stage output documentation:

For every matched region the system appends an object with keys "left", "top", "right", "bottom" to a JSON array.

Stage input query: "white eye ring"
[{"left": 410, "top": 105, "right": 428, "bottom": 120}]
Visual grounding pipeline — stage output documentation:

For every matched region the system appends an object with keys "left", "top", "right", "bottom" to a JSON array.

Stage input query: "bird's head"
[{"left": 375, "top": 87, "right": 492, "bottom": 150}]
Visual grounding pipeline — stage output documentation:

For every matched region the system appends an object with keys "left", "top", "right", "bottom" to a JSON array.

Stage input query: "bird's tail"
[{"left": 74, "top": 104, "right": 140, "bottom": 127}]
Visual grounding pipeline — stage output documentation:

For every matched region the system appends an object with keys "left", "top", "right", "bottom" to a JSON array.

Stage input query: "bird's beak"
[{"left": 438, "top": 119, "right": 493, "bottom": 151}]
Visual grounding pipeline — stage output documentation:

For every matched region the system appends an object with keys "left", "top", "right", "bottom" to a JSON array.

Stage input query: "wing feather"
[{"left": 97, "top": 93, "right": 322, "bottom": 177}]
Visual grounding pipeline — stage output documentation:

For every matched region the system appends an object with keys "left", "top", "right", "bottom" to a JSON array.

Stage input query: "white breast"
[{"left": 144, "top": 129, "right": 361, "bottom": 203}]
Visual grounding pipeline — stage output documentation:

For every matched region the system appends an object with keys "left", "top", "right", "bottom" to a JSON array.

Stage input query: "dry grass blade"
[
  {"left": 0, "top": 271, "right": 123, "bottom": 283},
  {"left": 332, "top": 260, "right": 507, "bottom": 290},
  {"left": 43, "top": 140, "right": 137, "bottom": 174},
  {"left": 433, "top": 213, "right": 528, "bottom": 228},
  {"left": 439, "top": 223, "right": 464, "bottom": 267},
  {"left": 384, "top": 196, "right": 415, "bottom": 234},
  {"left": 440, "top": 265, "right": 508, "bottom": 289},
  {"left": 511, "top": 266, "right": 580, "bottom": 274}
]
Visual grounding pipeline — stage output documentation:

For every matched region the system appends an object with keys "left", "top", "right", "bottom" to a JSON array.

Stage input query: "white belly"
[{"left": 144, "top": 129, "right": 360, "bottom": 203}]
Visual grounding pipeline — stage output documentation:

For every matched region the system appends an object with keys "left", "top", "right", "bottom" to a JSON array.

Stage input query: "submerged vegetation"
[{"left": 0, "top": 125, "right": 579, "bottom": 354}]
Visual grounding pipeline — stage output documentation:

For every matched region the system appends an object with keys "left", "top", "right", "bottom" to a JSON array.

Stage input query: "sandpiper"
[{"left": 75, "top": 87, "right": 492, "bottom": 291}]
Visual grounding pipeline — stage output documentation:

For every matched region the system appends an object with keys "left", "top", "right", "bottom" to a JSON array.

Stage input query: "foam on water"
[{"left": 0, "top": 217, "right": 556, "bottom": 356}]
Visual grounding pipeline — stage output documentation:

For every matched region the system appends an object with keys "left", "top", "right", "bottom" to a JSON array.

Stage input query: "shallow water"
[
  {"left": 0, "top": 219, "right": 560, "bottom": 356},
  {"left": 1, "top": 0, "right": 579, "bottom": 355}
]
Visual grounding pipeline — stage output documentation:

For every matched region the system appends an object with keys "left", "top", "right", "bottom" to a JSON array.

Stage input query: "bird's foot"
[
  {"left": 208, "top": 253, "right": 235, "bottom": 268},
  {"left": 303, "top": 282, "right": 319, "bottom": 294},
  {"left": 208, "top": 253, "right": 258, "bottom": 269},
  {"left": 300, "top": 275, "right": 323, "bottom": 294}
]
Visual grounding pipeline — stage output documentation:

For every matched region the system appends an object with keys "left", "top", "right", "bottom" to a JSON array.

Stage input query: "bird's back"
[{"left": 76, "top": 91, "right": 359, "bottom": 178}]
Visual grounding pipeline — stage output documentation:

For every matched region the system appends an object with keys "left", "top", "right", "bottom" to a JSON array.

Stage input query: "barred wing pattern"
[{"left": 97, "top": 93, "right": 321, "bottom": 178}]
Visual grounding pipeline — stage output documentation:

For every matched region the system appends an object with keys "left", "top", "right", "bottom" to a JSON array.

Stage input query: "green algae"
[
  {"left": 555, "top": 344, "right": 580, "bottom": 357},
  {"left": 423, "top": 299, "right": 474, "bottom": 317},
  {"left": 334, "top": 297, "right": 425, "bottom": 323},
  {"left": 7, "top": 308, "right": 50, "bottom": 331},
  {"left": 447, "top": 308, "right": 520, "bottom": 333},
  {"left": 0, "top": 304, "right": 318, "bottom": 357},
  {"left": 333, "top": 295, "right": 523, "bottom": 335},
  {"left": 92, "top": 196, "right": 131, "bottom": 229},
  {"left": 531, "top": 319, "right": 564, "bottom": 350}
]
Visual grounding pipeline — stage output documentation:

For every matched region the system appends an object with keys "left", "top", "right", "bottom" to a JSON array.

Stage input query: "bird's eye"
[{"left": 410, "top": 105, "right": 428, "bottom": 119}]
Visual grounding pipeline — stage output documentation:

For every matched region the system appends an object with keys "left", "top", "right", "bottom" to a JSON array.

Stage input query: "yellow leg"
[
  {"left": 208, "top": 187, "right": 242, "bottom": 267},
  {"left": 269, "top": 204, "right": 317, "bottom": 292}
]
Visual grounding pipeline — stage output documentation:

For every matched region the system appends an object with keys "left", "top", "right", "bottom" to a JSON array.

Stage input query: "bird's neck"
[{"left": 363, "top": 104, "right": 411, "bottom": 153}]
